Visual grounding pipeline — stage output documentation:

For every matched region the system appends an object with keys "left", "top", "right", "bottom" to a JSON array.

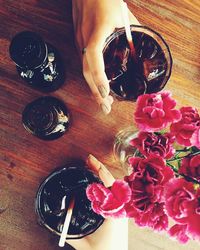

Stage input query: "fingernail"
[
  {"left": 87, "top": 154, "right": 98, "bottom": 164},
  {"left": 108, "top": 95, "right": 114, "bottom": 105},
  {"left": 88, "top": 155, "right": 108, "bottom": 174},
  {"left": 98, "top": 85, "right": 107, "bottom": 98},
  {"left": 87, "top": 154, "right": 102, "bottom": 172},
  {"left": 101, "top": 103, "right": 110, "bottom": 114}
]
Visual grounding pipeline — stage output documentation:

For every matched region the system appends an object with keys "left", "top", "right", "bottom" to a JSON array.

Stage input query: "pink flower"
[
  {"left": 191, "top": 127, "right": 200, "bottom": 148},
  {"left": 186, "top": 188, "right": 200, "bottom": 240},
  {"left": 130, "top": 132, "right": 175, "bottom": 159},
  {"left": 124, "top": 156, "right": 174, "bottom": 218},
  {"left": 126, "top": 202, "right": 168, "bottom": 231},
  {"left": 168, "top": 224, "right": 190, "bottom": 244},
  {"left": 165, "top": 177, "right": 200, "bottom": 241},
  {"left": 134, "top": 91, "right": 181, "bottom": 132},
  {"left": 170, "top": 107, "right": 200, "bottom": 148},
  {"left": 179, "top": 154, "right": 200, "bottom": 181},
  {"left": 86, "top": 180, "right": 131, "bottom": 218},
  {"left": 127, "top": 156, "right": 174, "bottom": 196},
  {"left": 164, "top": 178, "right": 197, "bottom": 224}
]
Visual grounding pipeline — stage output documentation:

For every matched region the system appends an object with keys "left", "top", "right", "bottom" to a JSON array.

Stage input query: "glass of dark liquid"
[
  {"left": 35, "top": 162, "right": 104, "bottom": 239},
  {"left": 103, "top": 25, "right": 172, "bottom": 101},
  {"left": 9, "top": 31, "right": 65, "bottom": 92},
  {"left": 22, "top": 96, "right": 70, "bottom": 140}
]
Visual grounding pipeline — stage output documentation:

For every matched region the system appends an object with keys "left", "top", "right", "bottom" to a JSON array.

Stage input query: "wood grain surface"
[{"left": 0, "top": 0, "right": 200, "bottom": 249}]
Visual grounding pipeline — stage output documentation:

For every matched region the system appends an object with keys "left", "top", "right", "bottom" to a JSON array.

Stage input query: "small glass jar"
[
  {"left": 113, "top": 127, "right": 138, "bottom": 175},
  {"left": 35, "top": 163, "right": 104, "bottom": 239},
  {"left": 103, "top": 25, "right": 172, "bottom": 101},
  {"left": 9, "top": 31, "right": 65, "bottom": 92},
  {"left": 22, "top": 96, "right": 70, "bottom": 140}
]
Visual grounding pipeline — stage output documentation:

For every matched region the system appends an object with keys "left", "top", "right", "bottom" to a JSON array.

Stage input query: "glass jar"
[
  {"left": 9, "top": 31, "right": 65, "bottom": 92},
  {"left": 113, "top": 127, "right": 138, "bottom": 175}
]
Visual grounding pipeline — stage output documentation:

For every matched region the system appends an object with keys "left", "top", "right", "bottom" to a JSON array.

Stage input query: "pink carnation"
[
  {"left": 134, "top": 91, "right": 181, "bottom": 132},
  {"left": 126, "top": 156, "right": 174, "bottom": 200},
  {"left": 126, "top": 202, "right": 168, "bottom": 231},
  {"left": 168, "top": 224, "right": 190, "bottom": 244},
  {"left": 170, "top": 107, "right": 200, "bottom": 148},
  {"left": 191, "top": 127, "right": 200, "bottom": 149},
  {"left": 187, "top": 188, "right": 200, "bottom": 240},
  {"left": 179, "top": 154, "right": 200, "bottom": 182},
  {"left": 86, "top": 180, "right": 131, "bottom": 218},
  {"left": 124, "top": 156, "right": 174, "bottom": 228},
  {"left": 164, "top": 178, "right": 196, "bottom": 224},
  {"left": 164, "top": 178, "right": 200, "bottom": 240},
  {"left": 130, "top": 132, "right": 175, "bottom": 159}
]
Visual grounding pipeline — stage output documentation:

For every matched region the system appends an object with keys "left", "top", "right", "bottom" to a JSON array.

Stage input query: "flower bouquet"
[{"left": 86, "top": 91, "right": 200, "bottom": 244}]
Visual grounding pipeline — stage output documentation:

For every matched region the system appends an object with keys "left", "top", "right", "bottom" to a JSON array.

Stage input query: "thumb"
[{"left": 86, "top": 154, "right": 115, "bottom": 188}]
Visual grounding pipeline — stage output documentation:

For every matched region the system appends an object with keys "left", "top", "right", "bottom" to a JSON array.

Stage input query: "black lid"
[
  {"left": 22, "top": 96, "right": 70, "bottom": 140},
  {"left": 9, "top": 31, "right": 47, "bottom": 69}
]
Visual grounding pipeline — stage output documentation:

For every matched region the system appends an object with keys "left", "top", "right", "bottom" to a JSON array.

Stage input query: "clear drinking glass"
[
  {"left": 103, "top": 25, "right": 172, "bottom": 101},
  {"left": 35, "top": 162, "right": 104, "bottom": 239}
]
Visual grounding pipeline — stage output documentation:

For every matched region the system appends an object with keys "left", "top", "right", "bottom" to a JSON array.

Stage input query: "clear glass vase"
[{"left": 113, "top": 127, "right": 138, "bottom": 175}]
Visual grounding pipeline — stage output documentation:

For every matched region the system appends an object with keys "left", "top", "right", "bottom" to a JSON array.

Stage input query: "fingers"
[
  {"left": 86, "top": 154, "right": 115, "bottom": 188},
  {"left": 85, "top": 47, "right": 110, "bottom": 99},
  {"left": 73, "top": 0, "right": 140, "bottom": 115},
  {"left": 85, "top": 25, "right": 112, "bottom": 95},
  {"left": 83, "top": 55, "right": 113, "bottom": 114},
  {"left": 74, "top": 23, "right": 113, "bottom": 114},
  {"left": 81, "top": 24, "right": 115, "bottom": 114}
]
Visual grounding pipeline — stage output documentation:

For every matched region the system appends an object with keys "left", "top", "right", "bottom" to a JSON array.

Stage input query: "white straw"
[
  {"left": 58, "top": 196, "right": 75, "bottom": 247},
  {"left": 120, "top": 1, "right": 133, "bottom": 44}
]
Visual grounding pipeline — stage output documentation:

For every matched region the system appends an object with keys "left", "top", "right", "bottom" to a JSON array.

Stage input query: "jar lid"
[
  {"left": 22, "top": 96, "right": 70, "bottom": 140},
  {"left": 9, "top": 31, "right": 47, "bottom": 69}
]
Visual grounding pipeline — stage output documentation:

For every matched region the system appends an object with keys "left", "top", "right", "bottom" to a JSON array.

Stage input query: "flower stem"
[
  {"left": 167, "top": 151, "right": 200, "bottom": 162},
  {"left": 166, "top": 148, "right": 200, "bottom": 185},
  {"left": 166, "top": 162, "right": 200, "bottom": 185}
]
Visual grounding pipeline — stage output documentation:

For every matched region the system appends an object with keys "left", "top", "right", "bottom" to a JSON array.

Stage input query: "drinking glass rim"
[
  {"left": 35, "top": 166, "right": 104, "bottom": 239},
  {"left": 103, "top": 24, "right": 173, "bottom": 101}
]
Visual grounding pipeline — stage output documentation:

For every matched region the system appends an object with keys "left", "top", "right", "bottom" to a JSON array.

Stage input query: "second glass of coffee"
[{"left": 35, "top": 163, "right": 104, "bottom": 239}]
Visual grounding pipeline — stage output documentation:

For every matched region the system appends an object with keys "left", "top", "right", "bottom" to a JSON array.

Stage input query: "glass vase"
[{"left": 113, "top": 127, "right": 138, "bottom": 175}]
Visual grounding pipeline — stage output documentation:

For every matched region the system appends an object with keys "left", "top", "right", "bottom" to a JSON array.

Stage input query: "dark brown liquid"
[
  {"left": 35, "top": 165, "right": 104, "bottom": 239},
  {"left": 104, "top": 30, "right": 172, "bottom": 100}
]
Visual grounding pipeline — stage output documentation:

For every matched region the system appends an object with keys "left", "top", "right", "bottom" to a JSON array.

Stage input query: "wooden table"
[{"left": 0, "top": 1, "right": 200, "bottom": 249}]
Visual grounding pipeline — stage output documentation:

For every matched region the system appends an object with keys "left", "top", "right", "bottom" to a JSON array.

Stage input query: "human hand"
[
  {"left": 72, "top": 0, "right": 140, "bottom": 114},
  {"left": 66, "top": 154, "right": 128, "bottom": 250}
]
